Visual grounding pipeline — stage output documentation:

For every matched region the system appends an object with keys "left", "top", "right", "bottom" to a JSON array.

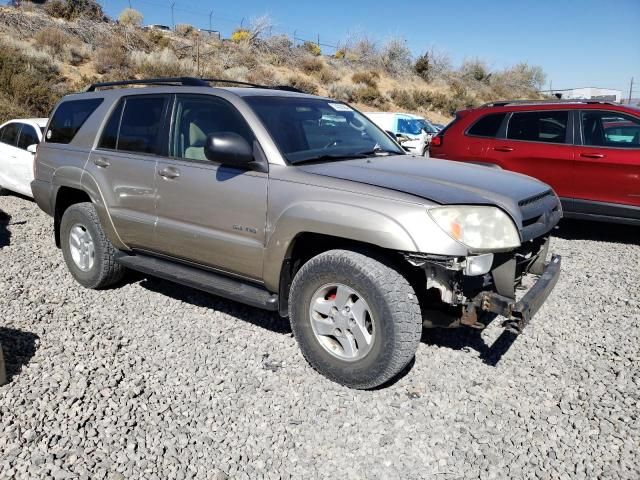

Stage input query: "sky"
[{"left": 101, "top": 0, "right": 640, "bottom": 96}]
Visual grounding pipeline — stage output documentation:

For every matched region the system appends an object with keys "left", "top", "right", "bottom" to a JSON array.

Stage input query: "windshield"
[
  {"left": 397, "top": 118, "right": 438, "bottom": 135},
  {"left": 245, "top": 96, "right": 404, "bottom": 164}
]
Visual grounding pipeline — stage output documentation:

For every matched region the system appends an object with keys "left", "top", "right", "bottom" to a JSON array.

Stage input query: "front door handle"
[
  {"left": 158, "top": 167, "right": 180, "bottom": 179},
  {"left": 580, "top": 152, "right": 605, "bottom": 159},
  {"left": 93, "top": 157, "right": 111, "bottom": 168},
  {"left": 493, "top": 146, "right": 514, "bottom": 152}
]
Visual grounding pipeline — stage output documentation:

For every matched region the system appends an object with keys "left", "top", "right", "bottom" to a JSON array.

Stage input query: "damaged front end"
[{"left": 404, "top": 236, "right": 561, "bottom": 334}]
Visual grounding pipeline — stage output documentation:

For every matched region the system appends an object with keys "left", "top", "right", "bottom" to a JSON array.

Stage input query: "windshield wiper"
[
  {"left": 292, "top": 153, "right": 370, "bottom": 165},
  {"left": 355, "top": 147, "right": 400, "bottom": 156}
]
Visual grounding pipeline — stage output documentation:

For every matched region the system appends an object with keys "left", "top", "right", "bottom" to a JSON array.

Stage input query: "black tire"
[
  {"left": 60, "top": 202, "right": 125, "bottom": 289},
  {"left": 289, "top": 249, "right": 422, "bottom": 389}
]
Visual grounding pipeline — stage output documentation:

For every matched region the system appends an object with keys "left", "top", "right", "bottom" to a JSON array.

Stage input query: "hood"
[{"left": 297, "top": 155, "right": 562, "bottom": 240}]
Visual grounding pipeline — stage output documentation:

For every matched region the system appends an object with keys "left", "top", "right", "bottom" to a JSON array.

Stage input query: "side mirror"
[
  {"left": 204, "top": 132, "right": 253, "bottom": 168},
  {"left": 27, "top": 144, "right": 37, "bottom": 154}
]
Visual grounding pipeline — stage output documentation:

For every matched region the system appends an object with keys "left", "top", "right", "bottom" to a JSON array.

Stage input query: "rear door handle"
[
  {"left": 580, "top": 152, "right": 605, "bottom": 159},
  {"left": 93, "top": 157, "right": 111, "bottom": 168},
  {"left": 158, "top": 167, "right": 180, "bottom": 179},
  {"left": 493, "top": 146, "right": 514, "bottom": 152}
]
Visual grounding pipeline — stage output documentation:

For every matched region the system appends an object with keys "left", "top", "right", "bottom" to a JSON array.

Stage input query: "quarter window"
[
  {"left": 47, "top": 98, "right": 103, "bottom": 144},
  {"left": 582, "top": 111, "right": 640, "bottom": 148},
  {"left": 0, "top": 123, "right": 20, "bottom": 146},
  {"left": 171, "top": 95, "right": 254, "bottom": 161},
  {"left": 467, "top": 113, "right": 507, "bottom": 137},
  {"left": 507, "top": 111, "right": 568, "bottom": 144},
  {"left": 17, "top": 125, "right": 39, "bottom": 150}
]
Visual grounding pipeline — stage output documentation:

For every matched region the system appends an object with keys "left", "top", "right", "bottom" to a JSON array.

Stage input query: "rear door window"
[
  {"left": 47, "top": 98, "right": 103, "bottom": 144},
  {"left": 0, "top": 122, "right": 21, "bottom": 147},
  {"left": 17, "top": 124, "right": 39, "bottom": 150},
  {"left": 467, "top": 113, "right": 507, "bottom": 137},
  {"left": 507, "top": 111, "right": 569, "bottom": 144},
  {"left": 582, "top": 110, "right": 640, "bottom": 148},
  {"left": 109, "top": 96, "right": 168, "bottom": 155}
]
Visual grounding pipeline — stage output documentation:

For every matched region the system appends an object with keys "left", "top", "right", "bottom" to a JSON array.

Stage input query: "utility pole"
[
  {"left": 170, "top": 2, "right": 175, "bottom": 30},
  {"left": 209, "top": 10, "right": 213, "bottom": 33},
  {"left": 128, "top": 0, "right": 131, "bottom": 8},
  {"left": 629, "top": 77, "right": 634, "bottom": 105}
]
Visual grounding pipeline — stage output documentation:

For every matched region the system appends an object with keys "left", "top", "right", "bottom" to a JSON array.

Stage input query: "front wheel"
[
  {"left": 60, "top": 202, "right": 125, "bottom": 289},
  {"left": 289, "top": 250, "right": 422, "bottom": 389}
]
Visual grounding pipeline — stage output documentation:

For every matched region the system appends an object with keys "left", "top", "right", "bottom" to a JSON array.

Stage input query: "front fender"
[{"left": 262, "top": 201, "right": 419, "bottom": 291}]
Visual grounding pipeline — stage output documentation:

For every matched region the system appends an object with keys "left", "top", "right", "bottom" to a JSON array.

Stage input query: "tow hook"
[{"left": 460, "top": 304, "right": 484, "bottom": 330}]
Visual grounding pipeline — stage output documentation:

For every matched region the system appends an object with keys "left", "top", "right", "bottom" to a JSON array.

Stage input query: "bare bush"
[
  {"left": 460, "top": 58, "right": 490, "bottom": 82},
  {"left": 130, "top": 48, "right": 194, "bottom": 77},
  {"left": 34, "top": 27, "right": 71, "bottom": 56},
  {"left": 414, "top": 48, "right": 451, "bottom": 82},
  {"left": 175, "top": 23, "right": 195, "bottom": 37},
  {"left": 94, "top": 39, "right": 130, "bottom": 75},
  {"left": 118, "top": 8, "right": 143, "bottom": 28},
  {"left": 351, "top": 70, "right": 379, "bottom": 88},
  {"left": 44, "top": 0, "right": 106, "bottom": 22},
  {"left": 287, "top": 74, "right": 318, "bottom": 95},
  {"left": 300, "top": 56, "right": 324, "bottom": 74},
  {"left": 328, "top": 83, "right": 356, "bottom": 102},
  {"left": 379, "top": 37, "right": 412, "bottom": 76}
]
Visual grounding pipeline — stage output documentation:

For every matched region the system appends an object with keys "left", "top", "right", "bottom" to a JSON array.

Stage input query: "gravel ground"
[{"left": 1, "top": 192, "right": 639, "bottom": 480}]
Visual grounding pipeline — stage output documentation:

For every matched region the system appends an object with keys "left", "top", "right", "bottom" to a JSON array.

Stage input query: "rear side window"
[
  {"left": 99, "top": 96, "right": 167, "bottom": 155},
  {"left": 582, "top": 110, "right": 640, "bottom": 148},
  {"left": 467, "top": 113, "right": 506, "bottom": 137},
  {"left": 507, "top": 111, "right": 568, "bottom": 144},
  {"left": 47, "top": 98, "right": 103, "bottom": 144},
  {"left": 0, "top": 123, "right": 20, "bottom": 146},
  {"left": 17, "top": 125, "right": 39, "bottom": 150}
]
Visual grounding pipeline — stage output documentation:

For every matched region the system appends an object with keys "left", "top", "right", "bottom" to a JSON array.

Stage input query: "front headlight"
[{"left": 428, "top": 206, "right": 521, "bottom": 251}]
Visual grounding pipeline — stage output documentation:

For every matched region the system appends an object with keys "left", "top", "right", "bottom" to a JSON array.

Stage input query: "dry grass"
[{"left": 0, "top": 5, "right": 548, "bottom": 125}]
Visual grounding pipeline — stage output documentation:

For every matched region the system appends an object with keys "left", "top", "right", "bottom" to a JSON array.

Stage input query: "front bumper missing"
[{"left": 472, "top": 254, "right": 561, "bottom": 333}]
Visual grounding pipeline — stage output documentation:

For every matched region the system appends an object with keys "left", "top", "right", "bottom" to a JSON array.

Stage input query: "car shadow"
[
  {"left": 0, "top": 209, "right": 10, "bottom": 248},
  {"left": 554, "top": 219, "right": 640, "bottom": 245},
  {"left": 421, "top": 317, "right": 518, "bottom": 367},
  {"left": 0, "top": 327, "right": 39, "bottom": 385},
  {"left": 138, "top": 276, "right": 293, "bottom": 335}
]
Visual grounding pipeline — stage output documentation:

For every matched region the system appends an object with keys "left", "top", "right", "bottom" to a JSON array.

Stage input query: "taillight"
[{"left": 431, "top": 136, "right": 442, "bottom": 147}]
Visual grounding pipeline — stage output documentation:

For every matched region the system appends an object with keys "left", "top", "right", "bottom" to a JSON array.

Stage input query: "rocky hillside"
[{"left": 0, "top": 3, "right": 546, "bottom": 125}]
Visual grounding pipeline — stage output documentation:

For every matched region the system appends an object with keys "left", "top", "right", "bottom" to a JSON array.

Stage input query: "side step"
[{"left": 115, "top": 252, "right": 279, "bottom": 311}]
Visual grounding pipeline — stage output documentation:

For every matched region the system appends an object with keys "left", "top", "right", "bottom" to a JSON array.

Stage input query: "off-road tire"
[
  {"left": 289, "top": 249, "right": 422, "bottom": 389},
  {"left": 60, "top": 202, "right": 125, "bottom": 289}
]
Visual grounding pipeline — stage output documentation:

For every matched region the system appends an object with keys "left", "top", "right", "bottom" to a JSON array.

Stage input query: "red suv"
[{"left": 430, "top": 100, "right": 640, "bottom": 225}]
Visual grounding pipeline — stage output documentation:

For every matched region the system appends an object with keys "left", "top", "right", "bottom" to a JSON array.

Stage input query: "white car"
[
  {"left": 364, "top": 112, "right": 439, "bottom": 156},
  {"left": 0, "top": 118, "right": 47, "bottom": 198}
]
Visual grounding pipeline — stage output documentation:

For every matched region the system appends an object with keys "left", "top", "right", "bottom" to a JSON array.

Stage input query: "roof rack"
[
  {"left": 480, "top": 99, "right": 616, "bottom": 108},
  {"left": 84, "top": 77, "right": 304, "bottom": 94}
]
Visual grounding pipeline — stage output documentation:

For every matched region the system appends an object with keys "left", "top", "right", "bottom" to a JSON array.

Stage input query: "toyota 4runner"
[{"left": 32, "top": 77, "right": 562, "bottom": 389}]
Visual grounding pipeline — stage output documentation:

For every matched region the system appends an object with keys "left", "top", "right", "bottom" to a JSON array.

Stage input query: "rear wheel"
[
  {"left": 289, "top": 249, "right": 422, "bottom": 389},
  {"left": 60, "top": 202, "right": 125, "bottom": 289}
]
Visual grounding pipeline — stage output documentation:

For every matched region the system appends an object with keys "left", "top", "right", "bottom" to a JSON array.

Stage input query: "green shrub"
[
  {"left": 287, "top": 74, "right": 318, "bottom": 95},
  {"left": 351, "top": 70, "right": 379, "bottom": 88}
]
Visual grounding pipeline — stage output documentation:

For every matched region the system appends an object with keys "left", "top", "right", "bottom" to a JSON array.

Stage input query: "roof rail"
[
  {"left": 480, "top": 99, "right": 616, "bottom": 108},
  {"left": 84, "top": 77, "right": 304, "bottom": 94}
]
